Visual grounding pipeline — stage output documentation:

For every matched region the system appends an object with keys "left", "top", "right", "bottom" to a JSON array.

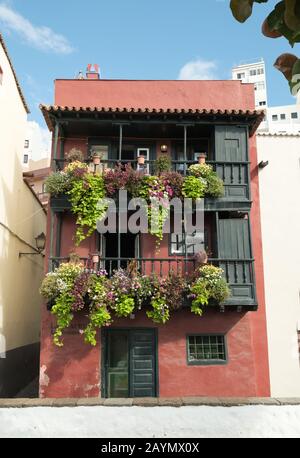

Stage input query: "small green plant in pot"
[
  {"left": 154, "top": 155, "right": 172, "bottom": 174},
  {"left": 188, "top": 164, "right": 224, "bottom": 198},
  {"left": 182, "top": 175, "right": 206, "bottom": 199},
  {"left": 44, "top": 172, "right": 71, "bottom": 196},
  {"left": 189, "top": 264, "right": 230, "bottom": 316},
  {"left": 66, "top": 148, "right": 84, "bottom": 163}
]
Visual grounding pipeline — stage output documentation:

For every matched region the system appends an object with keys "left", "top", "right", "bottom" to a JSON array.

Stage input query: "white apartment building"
[
  {"left": 22, "top": 120, "right": 51, "bottom": 169},
  {"left": 263, "top": 105, "right": 300, "bottom": 134},
  {"left": 232, "top": 58, "right": 300, "bottom": 134},
  {"left": 232, "top": 58, "right": 268, "bottom": 108}
]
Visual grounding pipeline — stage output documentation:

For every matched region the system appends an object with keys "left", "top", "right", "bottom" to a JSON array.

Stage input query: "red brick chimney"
[{"left": 86, "top": 64, "right": 100, "bottom": 80}]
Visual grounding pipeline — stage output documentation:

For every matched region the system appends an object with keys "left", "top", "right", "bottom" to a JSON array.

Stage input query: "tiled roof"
[
  {"left": 257, "top": 132, "right": 300, "bottom": 137},
  {"left": 40, "top": 104, "right": 264, "bottom": 135},
  {"left": 0, "top": 33, "right": 30, "bottom": 113}
]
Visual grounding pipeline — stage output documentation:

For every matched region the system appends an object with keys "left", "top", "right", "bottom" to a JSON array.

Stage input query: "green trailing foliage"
[
  {"left": 45, "top": 162, "right": 225, "bottom": 249},
  {"left": 190, "top": 265, "right": 231, "bottom": 317},
  {"left": 188, "top": 164, "right": 224, "bottom": 198},
  {"left": 40, "top": 261, "right": 231, "bottom": 347},
  {"left": 182, "top": 176, "right": 206, "bottom": 199},
  {"left": 68, "top": 173, "right": 108, "bottom": 246}
]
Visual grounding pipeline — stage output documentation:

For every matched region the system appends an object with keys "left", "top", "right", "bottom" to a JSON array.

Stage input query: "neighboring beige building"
[
  {"left": 0, "top": 34, "right": 47, "bottom": 397},
  {"left": 23, "top": 159, "right": 51, "bottom": 207},
  {"left": 257, "top": 133, "right": 300, "bottom": 397}
]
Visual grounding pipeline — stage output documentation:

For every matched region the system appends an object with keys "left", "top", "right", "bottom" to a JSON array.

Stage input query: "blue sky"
[{"left": 0, "top": 0, "right": 297, "bottom": 127}]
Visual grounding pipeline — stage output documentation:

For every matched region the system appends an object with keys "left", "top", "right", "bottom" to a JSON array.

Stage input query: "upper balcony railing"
[{"left": 52, "top": 157, "right": 251, "bottom": 210}]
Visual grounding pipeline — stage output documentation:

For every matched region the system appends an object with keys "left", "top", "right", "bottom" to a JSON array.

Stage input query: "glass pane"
[{"left": 108, "top": 332, "right": 129, "bottom": 397}]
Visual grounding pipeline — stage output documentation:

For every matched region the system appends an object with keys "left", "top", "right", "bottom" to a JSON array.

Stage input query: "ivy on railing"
[
  {"left": 40, "top": 259, "right": 230, "bottom": 347},
  {"left": 45, "top": 161, "right": 224, "bottom": 247}
]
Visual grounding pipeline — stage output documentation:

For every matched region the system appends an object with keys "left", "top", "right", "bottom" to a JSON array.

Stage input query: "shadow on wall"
[{"left": 0, "top": 154, "right": 44, "bottom": 397}]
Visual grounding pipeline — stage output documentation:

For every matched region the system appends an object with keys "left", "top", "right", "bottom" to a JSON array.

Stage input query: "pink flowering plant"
[{"left": 40, "top": 260, "right": 230, "bottom": 347}]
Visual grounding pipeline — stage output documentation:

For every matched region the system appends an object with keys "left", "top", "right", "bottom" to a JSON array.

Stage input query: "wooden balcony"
[
  {"left": 50, "top": 158, "right": 251, "bottom": 212},
  {"left": 50, "top": 256, "right": 257, "bottom": 311}
]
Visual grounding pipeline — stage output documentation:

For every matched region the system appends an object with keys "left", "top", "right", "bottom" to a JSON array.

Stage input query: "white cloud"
[
  {"left": 178, "top": 58, "right": 218, "bottom": 80},
  {"left": 0, "top": 4, "right": 73, "bottom": 54}
]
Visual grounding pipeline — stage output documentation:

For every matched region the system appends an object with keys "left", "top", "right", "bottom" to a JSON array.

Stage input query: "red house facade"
[{"left": 39, "top": 67, "right": 270, "bottom": 398}]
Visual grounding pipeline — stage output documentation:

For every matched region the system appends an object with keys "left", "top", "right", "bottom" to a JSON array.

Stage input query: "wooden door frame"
[{"left": 101, "top": 327, "right": 159, "bottom": 398}]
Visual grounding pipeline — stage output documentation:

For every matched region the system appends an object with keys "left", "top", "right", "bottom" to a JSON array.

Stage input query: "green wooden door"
[
  {"left": 129, "top": 329, "right": 157, "bottom": 397},
  {"left": 218, "top": 217, "right": 256, "bottom": 305},
  {"left": 215, "top": 126, "right": 249, "bottom": 201},
  {"left": 105, "top": 329, "right": 157, "bottom": 398}
]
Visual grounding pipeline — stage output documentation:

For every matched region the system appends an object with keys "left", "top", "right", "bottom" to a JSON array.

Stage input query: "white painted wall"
[
  {"left": 257, "top": 134, "right": 300, "bottom": 397},
  {"left": 0, "top": 406, "right": 300, "bottom": 438},
  {"left": 0, "top": 39, "right": 46, "bottom": 354}
]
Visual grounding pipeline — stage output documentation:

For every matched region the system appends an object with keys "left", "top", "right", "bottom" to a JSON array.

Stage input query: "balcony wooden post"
[{"left": 183, "top": 124, "right": 187, "bottom": 176}]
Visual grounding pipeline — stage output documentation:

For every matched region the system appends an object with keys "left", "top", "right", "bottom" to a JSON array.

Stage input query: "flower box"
[{"left": 50, "top": 194, "right": 72, "bottom": 212}]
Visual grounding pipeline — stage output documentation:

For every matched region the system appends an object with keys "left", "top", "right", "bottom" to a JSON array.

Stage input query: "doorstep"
[{"left": 1, "top": 397, "right": 300, "bottom": 408}]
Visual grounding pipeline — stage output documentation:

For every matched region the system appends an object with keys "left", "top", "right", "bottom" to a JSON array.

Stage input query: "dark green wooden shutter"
[
  {"left": 214, "top": 126, "right": 249, "bottom": 201},
  {"left": 130, "top": 330, "right": 156, "bottom": 397},
  {"left": 218, "top": 218, "right": 255, "bottom": 305}
]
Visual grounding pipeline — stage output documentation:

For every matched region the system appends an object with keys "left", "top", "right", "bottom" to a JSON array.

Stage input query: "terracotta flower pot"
[
  {"left": 92, "top": 155, "right": 101, "bottom": 165},
  {"left": 198, "top": 153, "right": 207, "bottom": 164},
  {"left": 92, "top": 254, "right": 100, "bottom": 264}
]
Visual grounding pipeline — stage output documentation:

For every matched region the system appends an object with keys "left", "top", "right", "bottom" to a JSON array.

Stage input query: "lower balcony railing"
[{"left": 50, "top": 256, "right": 257, "bottom": 309}]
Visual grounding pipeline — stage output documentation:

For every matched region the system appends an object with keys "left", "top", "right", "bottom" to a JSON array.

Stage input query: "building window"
[
  {"left": 280, "top": 114, "right": 286, "bottom": 120},
  {"left": 291, "top": 112, "right": 298, "bottom": 119},
  {"left": 23, "top": 154, "right": 29, "bottom": 164},
  {"left": 272, "top": 115, "right": 278, "bottom": 121},
  {"left": 170, "top": 231, "right": 206, "bottom": 255},
  {"left": 250, "top": 69, "right": 257, "bottom": 76},
  {"left": 259, "top": 101, "right": 266, "bottom": 106},
  {"left": 237, "top": 73, "right": 245, "bottom": 79},
  {"left": 24, "top": 140, "right": 29, "bottom": 148},
  {"left": 0, "top": 66, "right": 3, "bottom": 85},
  {"left": 257, "top": 68, "right": 264, "bottom": 75},
  {"left": 187, "top": 335, "right": 227, "bottom": 365},
  {"left": 256, "top": 81, "right": 265, "bottom": 90}
]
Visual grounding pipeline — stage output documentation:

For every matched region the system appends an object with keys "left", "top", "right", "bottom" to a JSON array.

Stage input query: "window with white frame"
[
  {"left": 23, "top": 154, "right": 29, "bottom": 164},
  {"left": 137, "top": 148, "right": 150, "bottom": 173},
  {"left": 170, "top": 231, "right": 205, "bottom": 255}
]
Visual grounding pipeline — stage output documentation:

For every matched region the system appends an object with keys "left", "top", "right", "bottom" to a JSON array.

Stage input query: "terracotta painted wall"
[
  {"left": 40, "top": 309, "right": 261, "bottom": 398},
  {"left": 54, "top": 80, "right": 255, "bottom": 111},
  {"left": 246, "top": 134, "right": 270, "bottom": 396}
]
